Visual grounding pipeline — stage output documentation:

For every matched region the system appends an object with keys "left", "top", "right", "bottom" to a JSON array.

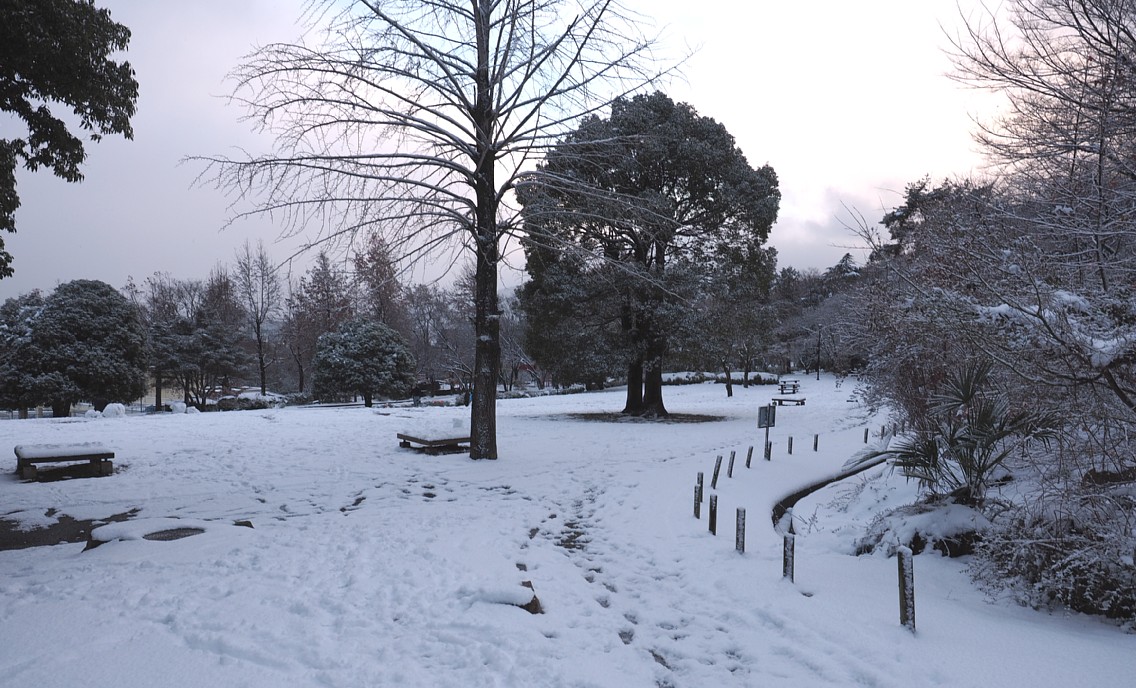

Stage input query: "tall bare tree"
[
  {"left": 234, "top": 240, "right": 282, "bottom": 396},
  {"left": 201, "top": 0, "right": 667, "bottom": 458}
]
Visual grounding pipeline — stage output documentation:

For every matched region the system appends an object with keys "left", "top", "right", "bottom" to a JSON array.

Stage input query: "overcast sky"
[{"left": 1, "top": 0, "right": 999, "bottom": 300}]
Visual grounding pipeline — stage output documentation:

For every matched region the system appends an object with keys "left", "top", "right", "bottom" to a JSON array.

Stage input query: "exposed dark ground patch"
[
  {"left": 0, "top": 508, "right": 139, "bottom": 551},
  {"left": 142, "top": 527, "right": 206, "bottom": 541},
  {"left": 565, "top": 413, "right": 725, "bottom": 424}
]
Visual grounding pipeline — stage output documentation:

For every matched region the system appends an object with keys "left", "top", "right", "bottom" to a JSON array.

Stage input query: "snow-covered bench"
[
  {"left": 14, "top": 443, "right": 115, "bottom": 480},
  {"left": 396, "top": 433, "right": 470, "bottom": 455},
  {"left": 772, "top": 397, "right": 806, "bottom": 406}
]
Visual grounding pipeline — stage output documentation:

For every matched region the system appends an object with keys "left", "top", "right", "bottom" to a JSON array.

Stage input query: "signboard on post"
[{"left": 758, "top": 404, "right": 776, "bottom": 429}]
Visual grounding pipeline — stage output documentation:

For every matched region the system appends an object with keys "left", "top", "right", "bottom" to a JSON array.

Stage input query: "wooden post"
[
  {"left": 694, "top": 484, "right": 701, "bottom": 519},
  {"left": 745, "top": 446, "right": 753, "bottom": 468},
  {"left": 898, "top": 546, "right": 915, "bottom": 632},
  {"left": 783, "top": 533, "right": 795, "bottom": 582},
  {"left": 711, "top": 455, "right": 722, "bottom": 489},
  {"left": 813, "top": 434, "right": 819, "bottom": 452},
  {"left": 727, "top": 450, "right": 736, "bottom": 478},
  {"left": 788, "top": 436, "right": 793, "bottom": 455},
  {"left": 864, "top": 428, "right": 869, "bottom": 443},
  {"left": 735, "top": 508, "right": 746, "bottom": 553},
  {"left": 697, "top": 472, "right": 704, "bottom": 502},
  {"left": 709, "top": 495, "right": 718, "bottom": 535},
  {"left": 764, "top": 441, "right": 772, "bottom": 461}
]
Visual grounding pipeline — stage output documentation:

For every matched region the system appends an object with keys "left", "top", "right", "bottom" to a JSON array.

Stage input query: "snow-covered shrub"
[
  {"left": 972, "top": 495, "right": 1136, "bottom": 620},
  {"left": 284, "top": 392, "right": 312, "bottom": 406},
  {"left": 217, "top": 396, "right": 270, "bottom": 411},
  {"left": 102, "top": 403, "right": 126, "bottom": 418},
  {"left": 169, "top": 401, "right": 187, "bottom": 414}
]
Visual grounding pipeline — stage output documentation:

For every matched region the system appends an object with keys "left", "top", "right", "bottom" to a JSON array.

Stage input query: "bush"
[
  {"left": 972, "top": 496, "right": 1136, "bottom": 621},
  {"left": 217, "top": 396, "right": 270, "bottom": 411},
  {"left": 874, "top": 360, "right": 1056, "bottom": 505}
]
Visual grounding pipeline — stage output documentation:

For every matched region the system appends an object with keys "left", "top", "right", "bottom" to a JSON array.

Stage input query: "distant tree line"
[{"left": 0, "top": 235, "right": 521, "bottom": 413}]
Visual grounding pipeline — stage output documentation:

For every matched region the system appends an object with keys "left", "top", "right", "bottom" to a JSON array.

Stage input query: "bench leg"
[
  {"left": 18, "top": 464, "right": 37, "bottom": 480},
  {"left": 98, "top": 459, "right": 114, "bottom": 476}
]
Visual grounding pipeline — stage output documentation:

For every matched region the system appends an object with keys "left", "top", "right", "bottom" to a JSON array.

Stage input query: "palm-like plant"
[{"left": 883, "top": 361, "right": 1056, "bottom": 505}]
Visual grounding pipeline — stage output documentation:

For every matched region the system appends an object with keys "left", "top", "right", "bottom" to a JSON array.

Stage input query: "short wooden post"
[
  {"left": 711, "top": 455, "right": 722, "bottom": 489},
  {"left": 788, "top": 436, "right": 793, "bottom": 455},
  {"left": 693, "top": 484, "right": 701, "bottom": 518},
  {"left": 745, "top": 446, "right": 754, "bottom": 468},
  {"left": 864, "top": 428, "right": 869, "bottom": 443},
  {"left": 727, "top": 450, "right": 736, "bottom": 478},
  {"left": 697, "top": 472, "right": 704, "bottom": 502},
  {"left": 813, "top": 434, "right": 819, "bottom": 452},
  {"left": 709, "top": 495, "right": 718, "bottom": 535},
  {"left": 735, "top": 508, "right": 746, "bottom": 553},
  {"left": 898, "top": 546, "right": 915, "bottom": 632},
  {"left": 783, "top": 533, "right": 795, "bottom": 582},
  {"left": 764, "top": 441, "right": 772, "bottom": 461}
]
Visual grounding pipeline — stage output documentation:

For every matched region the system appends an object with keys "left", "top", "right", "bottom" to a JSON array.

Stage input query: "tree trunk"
[
  {"left": 471, "top": 236, "right": 500, "bottom": 459},
  {"left": 51, "top": 400, "right": 71, "bottom": 418},
  {"left": 638, "top": 316, "right": 668, "bottom": 417},
  {"left": 723, "top": 363, "right": 734, "bottom": 397},
  {"left": 468, "top": 1, "right": 500, "bottom": 459},
  {"left": 623, "top": 356, "right": 644, "bottom": 414},
  {"left": 154, "top": 373, "right": 163, "bottom": 409},
  {"left": 640, "top": 356, "right": 667, "bottom": 417},
  {"left": 363, "top": 392, "right": 373, "bottom": 408},
  {"left": 256, "top": 325, "right": 268, "bottom": 396}
]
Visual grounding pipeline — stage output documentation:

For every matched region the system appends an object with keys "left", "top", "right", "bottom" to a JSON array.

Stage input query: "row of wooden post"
[{"left": 695, "top": 446, "right": 916, "bottom": 633}]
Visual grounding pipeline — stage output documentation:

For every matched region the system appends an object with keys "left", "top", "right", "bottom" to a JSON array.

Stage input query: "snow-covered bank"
[{"left": 0, "top": 376, "right": 1132, "bottom": 687}]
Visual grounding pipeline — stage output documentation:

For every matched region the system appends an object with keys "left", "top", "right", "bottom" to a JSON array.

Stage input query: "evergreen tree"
[
  {"left": 282, "top": 252, "right": 354, "bottom": 394},
  {"left": 312, "top": 319, "right": 416, "bottom": 407},
  {"left": 0, "top": 280, "right": 147, "bottom": 416},
  {"left": 519, "top": 92, "right": 780, "bottom": 416}
]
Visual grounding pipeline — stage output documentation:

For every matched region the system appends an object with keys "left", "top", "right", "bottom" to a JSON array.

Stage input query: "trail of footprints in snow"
[{"left": 525, "top": 486, "right": 782, "bottom": 686}]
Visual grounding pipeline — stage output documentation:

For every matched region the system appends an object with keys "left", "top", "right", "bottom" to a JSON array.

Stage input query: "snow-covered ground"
[{"left": 0, "top": 376, "right": 1132, "bottom": 687}]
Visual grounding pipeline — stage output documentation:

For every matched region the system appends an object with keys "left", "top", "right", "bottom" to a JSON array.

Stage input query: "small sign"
[{"left": 758, "top": 404, "right": 776, "bottom": 429}]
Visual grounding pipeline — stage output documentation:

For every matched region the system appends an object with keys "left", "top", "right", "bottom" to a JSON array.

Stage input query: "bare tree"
[
  {"left": 200, "top": 0, "right": 668, "bottom": 458},
  {"left": 234, "top": 240, "right": 282, "bottom": 396}
]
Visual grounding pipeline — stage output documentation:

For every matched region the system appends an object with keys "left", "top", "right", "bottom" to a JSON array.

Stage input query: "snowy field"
[{"left": 0, "top": 376, "right": 1133, "bottom": 687}]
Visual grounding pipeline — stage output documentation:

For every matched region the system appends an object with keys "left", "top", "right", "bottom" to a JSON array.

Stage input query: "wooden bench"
[
  {"left": 14, "top": 443, "right": 115, "bottom": 480},
  {"left": 396, "top": 433, "right": 470, "bottom": 455},
  {"left": 778, "top": 384, "right": 800, "bottom": 394},
  {"left": 772, "top": 397, "right": 806, "bottom": 406}
]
